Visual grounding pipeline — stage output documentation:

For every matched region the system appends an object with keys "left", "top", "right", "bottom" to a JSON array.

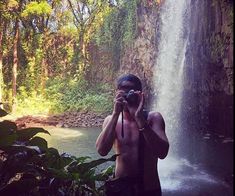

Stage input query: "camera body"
[{"left": 124, "top": 90, "right": 139, "bottom": 106}]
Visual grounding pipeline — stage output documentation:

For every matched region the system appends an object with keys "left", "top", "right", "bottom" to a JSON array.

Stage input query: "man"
[{"left": 96, "top": 74, "right": 169, "bottom": 196}]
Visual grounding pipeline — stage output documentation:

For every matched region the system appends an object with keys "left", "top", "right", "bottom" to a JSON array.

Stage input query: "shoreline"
[{"left": 10, "top": 111, "right": 107, "bottom": 129}]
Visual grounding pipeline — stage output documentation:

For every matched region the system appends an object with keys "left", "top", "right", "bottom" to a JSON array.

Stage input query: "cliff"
[
  {"left": 183, "top": 0, "right": 233, "bottom": 137},
  {"left": 119, "top": 0, "right": 233, "bottom": 137}
]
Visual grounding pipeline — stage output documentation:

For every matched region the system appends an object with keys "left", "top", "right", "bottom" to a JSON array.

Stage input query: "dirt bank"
[{"left": 15, "top": 111, "right": 107, "bottom": 129}]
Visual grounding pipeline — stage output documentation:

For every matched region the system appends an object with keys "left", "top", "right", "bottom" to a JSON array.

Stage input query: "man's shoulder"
[
  {"left": 148, "top": 111, "right": 164, "bottom": 121},
  {"left": 103, "top": 114, "right": 121, "bottom": 123}
]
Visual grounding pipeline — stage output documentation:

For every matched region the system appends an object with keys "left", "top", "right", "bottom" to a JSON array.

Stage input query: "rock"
[
  {"left": 63, "top": 124, "right": 69, "bottom": 128},
  {"left": 14, "top": 111, "right": 106, "bottom": 128},
  {"left": 56, "top": 123, "right": 63, "bottom": 128},
  {"left": 222, "top": 138, "right": 234, "bottom": 144}
]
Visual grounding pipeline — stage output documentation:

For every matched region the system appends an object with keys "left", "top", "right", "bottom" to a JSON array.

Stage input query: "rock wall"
[
  {"left": 119, "top": 2, "right": 159, "bottom": 107},
  {"left": 119, "top": 0, "right": 233, "bottom": 136},
  {"left": 183, "top": 0, "right": 233, "bottom": 137}
]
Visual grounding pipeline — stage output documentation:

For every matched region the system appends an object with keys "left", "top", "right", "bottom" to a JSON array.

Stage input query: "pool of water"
[{"left": 37, "top": 126, "right": 233, "bottom": 196}]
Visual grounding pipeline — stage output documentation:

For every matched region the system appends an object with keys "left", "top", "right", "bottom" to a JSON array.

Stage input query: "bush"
[
  {"left": 14, "top": 77, "right": 113, "bottom": 116},
  {"left": 0, "top": 108, "right": 116, "bottom": 195},
  {"left": 45, "top": 77, "right": 113, "bottom": 114}
]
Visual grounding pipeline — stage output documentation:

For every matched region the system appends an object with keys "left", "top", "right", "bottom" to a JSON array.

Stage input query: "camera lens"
[{"left": 126, "top": 90, "right": 139, "bottom": 105}]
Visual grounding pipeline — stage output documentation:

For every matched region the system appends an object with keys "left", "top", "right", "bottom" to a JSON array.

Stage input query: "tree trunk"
[
  {"left": 12, "top": 20, "right": 19, "bottom": 113},
  {"left": 40, "top": 33, "right": 48, "bottom": 94},
  {"left": 0, "top": 25, "right": 3, "bottom": 107},
  {"left": 79, "top": 28, "right": 86, "bottom": 74},
  {"left": 41, "top": 57, "right": 48, "bottom": 93}
]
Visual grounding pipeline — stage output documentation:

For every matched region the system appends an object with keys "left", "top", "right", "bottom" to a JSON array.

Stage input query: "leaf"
[
  {"left": 0, "top": 108, "right": 8, "bottom": 117},
  {"left": 0, "top": 121, "right": 17, "bottom": 137},
  {"left": 43, "top": 148, "right": 73, "bottom": 169},
  {"left": 17, "top": 127, "right": 50, "bottom": 141},
  {"left": 0, "top": 174, "right": 38, "bottom": 195},
  {"left": 0, "top": 134, "right": 17, "bottom": 148},
  {"left": 21, "top": 1, "right": 52, "bottom": 18},
  {"left": 2, "top": 144, "right": 40, "bottom": 155},
  {"left": 97, "top": 165, "right": 114, "bottom": 180},
  {"left": 76, "top": 156, "right": 91, "bottom": 163},
  {"left": 47, "top": 168, "right": 72, "bottom": 179},
  {"left": 67, "top": 154, "right": 118, "bottom": 174},
  {"left": 28, "top": 136, "right": 48, "bottom": 151}
]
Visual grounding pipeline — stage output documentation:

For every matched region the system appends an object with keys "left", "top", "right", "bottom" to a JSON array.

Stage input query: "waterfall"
[
  {"left": 152, "top": 0, "right": 190, "bottom": 156},
  {"left": 152, "top": 0, "right": 193, "bottom": 192},
  {"left": 151, "top": 1, "right": 233, "bottom": 194}
]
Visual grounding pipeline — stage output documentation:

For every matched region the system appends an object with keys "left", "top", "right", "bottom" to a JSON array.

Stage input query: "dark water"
[{"left": 38, "top": 127, "right": 233, "bottom": 196}]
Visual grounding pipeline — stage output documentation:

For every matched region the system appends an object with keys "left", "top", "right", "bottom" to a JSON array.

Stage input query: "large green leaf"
[
  {"left": 17, "top": 127, "right": 50, "bottom": 141},
  {"left": 0, "top": 121, "right": 17, "bottom": 137},
  {"left": 2, "top": 144, "right": 40, "bottom": 155},
  {"left": 43, "top": 148, "right": 73, "bottom": 169},
  {"left": 94, "top": 165, "right": 114, "bottom": 181},
  {"left": 67, "top": 154, "right": 118, "bottom": 174},
  {"left": 76, "top": 156, "right": 91, "bottom": 163},
  {"left": 47, "top": 168, "right": 73, "bottom": 179},
  {"left": 0, "top": 108, "right": 8, "bottom": 117},
  {"left": 28, "top": 136, "right": 48, "bottom": 151},
  {"left": 0, "top": 134, "right": 17, "bottom": 148}
]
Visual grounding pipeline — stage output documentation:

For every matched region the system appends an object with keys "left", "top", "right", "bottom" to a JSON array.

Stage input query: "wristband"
[{"left": 139, "top": 123, "right": 148, "bottom": 132}]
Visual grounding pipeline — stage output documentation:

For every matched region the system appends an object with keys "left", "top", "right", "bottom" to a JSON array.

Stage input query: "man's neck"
[{"left": 123, "top": 110, "right": 135, "bottom": 121}]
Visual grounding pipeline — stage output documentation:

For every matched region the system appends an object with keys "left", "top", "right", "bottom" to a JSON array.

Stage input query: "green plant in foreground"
[{"left": 0, "top": 108, "right": 116, "bottom": 195}]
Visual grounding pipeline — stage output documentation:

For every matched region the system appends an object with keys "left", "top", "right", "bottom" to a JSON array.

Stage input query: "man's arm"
[
  {"left": 136, "top": 111, "right": 169, "bottom": 159},
  {"left": 95, "top": 114, "right": 119, "bottom": 156},
  {"left": 142, "top": 112, "right": 169, "bottom": 159},
  {"left": 133, "top": 92, "right": 169, "bottom": 159},
  {"left": 96, "top": 90, "right": 125, "bottom": 156}
]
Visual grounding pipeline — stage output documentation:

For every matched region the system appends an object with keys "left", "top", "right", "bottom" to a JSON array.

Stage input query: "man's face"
[
  {"left": 117, "top": 81, "right": 140, "bottom": 108},
  {"left": 117, "top": 81, "right": 138, "bottom": 93}
]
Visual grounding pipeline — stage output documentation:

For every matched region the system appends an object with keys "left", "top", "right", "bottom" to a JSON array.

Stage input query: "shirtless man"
[{"left": 96, "top": 74, "right": 169, "bottom": 196}]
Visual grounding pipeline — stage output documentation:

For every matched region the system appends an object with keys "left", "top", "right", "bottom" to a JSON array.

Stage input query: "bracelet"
[{"left": 139, "top": 123, "right": 148, "bottom": 132}]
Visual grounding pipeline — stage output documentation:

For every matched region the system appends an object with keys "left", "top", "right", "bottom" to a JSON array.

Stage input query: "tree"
[
  {"left": 67, "top": 0, "right": 110, "bottom": 76},
  {"left": 21, "top": 0, "right": 53, "bottom": 93},
  {"left": 0, "top": 0, "right": 11, "bottom": 107},
  {"left": 2, "top": 0, "right": 23, "bottom": 112}
]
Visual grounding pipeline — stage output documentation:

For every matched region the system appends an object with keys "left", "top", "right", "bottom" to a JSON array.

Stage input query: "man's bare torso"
[{"left": 112, "top": 112, "right": 161, "bottom": 191}]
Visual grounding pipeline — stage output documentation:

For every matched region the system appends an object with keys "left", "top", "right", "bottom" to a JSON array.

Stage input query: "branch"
[{"left": 67, "top": 0, "right": 81, "bottom": 26}]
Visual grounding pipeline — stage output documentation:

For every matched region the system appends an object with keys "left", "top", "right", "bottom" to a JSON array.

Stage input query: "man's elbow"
[
  {"left": 96, "top": 143, "right": 108, "bottom": 156},
  {"left": 97, "top": 148, "right": 108, "bottom": 156},
  {"left": 158, "top": 143, "right": 169, "bottom": 159}
]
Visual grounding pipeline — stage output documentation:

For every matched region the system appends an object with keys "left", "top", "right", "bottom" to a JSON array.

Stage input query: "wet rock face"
[
  {"left": 183, "top": 0, "right": 233, "bottom": 136},
  {"left": 119, "top": 3, "right": 159, "bottom": 107},
  {"left": 119, "top": 1, "right": 233, "bottom": 136}
]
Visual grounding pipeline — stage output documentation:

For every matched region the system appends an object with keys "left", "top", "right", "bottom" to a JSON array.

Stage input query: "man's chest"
[{"left": 115, "top": 120, "right": 140, "bottom": 146}]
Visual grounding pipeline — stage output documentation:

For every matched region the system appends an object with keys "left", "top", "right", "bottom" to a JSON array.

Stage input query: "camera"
[{"left": 124, "top": 90, "right": 139, "bottom": 105}]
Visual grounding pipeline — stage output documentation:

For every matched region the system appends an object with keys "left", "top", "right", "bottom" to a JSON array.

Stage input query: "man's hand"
[
  {"left": 134, "top": 92, "right": 146, "bottom": 128},
  {"left": 134, "top": 92, "right": 144, "bottom": 118},
  {"left": 126, "top": 91, "right": 146, "bottom": 128},
  {"left": 113, "top": 90, "right": 127, "bottom": 115}
]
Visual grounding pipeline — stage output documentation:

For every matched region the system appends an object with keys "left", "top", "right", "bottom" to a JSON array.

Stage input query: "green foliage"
[
  {"left": 92, "top": 0, "right": 138, "bottom": 72},
  {"left": 1, "top": 0, "right": 138, "bottom": 116},
  {"left": 94, "top": 0, "right": 138, "bottom": 46},
  {"left": 14, "top": 76, "right": 113, "bottom": 116},
  {"left": 16, "top": 90, "right": 55, "bottom": 115},
  {"left": 21, "top": 1, "right": 52, "bottom": 18},
  {"left": 0, "top": 109, "right": 116, "bottom": 195},
  {"left": 44, "top": 77, "right": 113, "bottom": 114}
]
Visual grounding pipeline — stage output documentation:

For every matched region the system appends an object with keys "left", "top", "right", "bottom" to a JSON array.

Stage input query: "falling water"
[
  {"left": 152, "top": 1, "right": 232, "bottom": 194},
  {"left": 152, "top": 0, "right": 190, "bottom": 156}
]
